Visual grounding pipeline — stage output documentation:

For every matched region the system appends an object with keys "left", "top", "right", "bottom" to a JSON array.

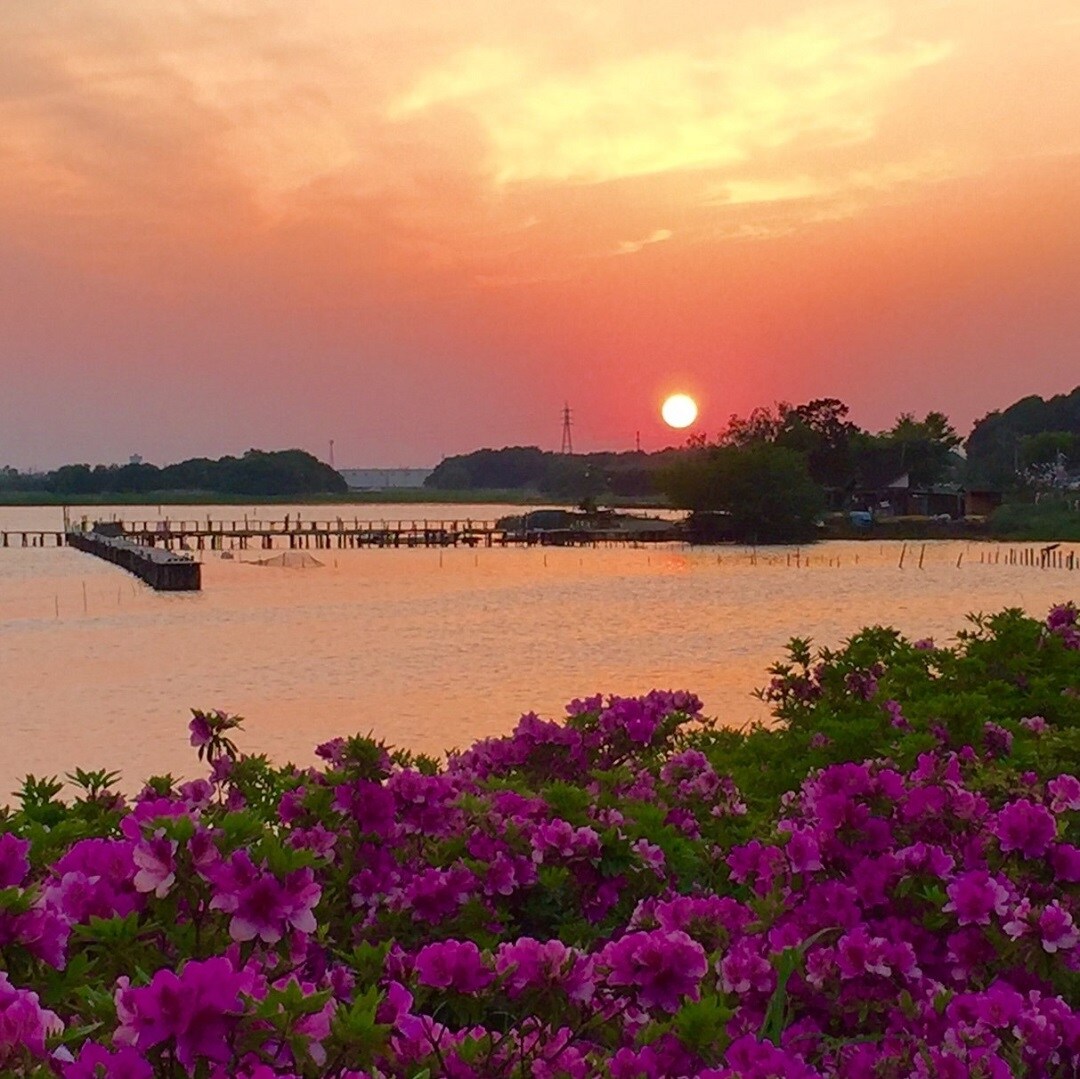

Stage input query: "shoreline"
[{"left": 2, "top": 491, "right": 1078, "bottom": 544}]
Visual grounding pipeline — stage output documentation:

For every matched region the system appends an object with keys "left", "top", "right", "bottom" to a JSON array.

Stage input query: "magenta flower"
[
  {"left": 719, "top": 940, "right": 774, "bottom": 995},
  {"left": 3, "top": 905, "right": 70, "bottom": 970},
  {"left": 1003, "top": 898, "right": 1034, "bottom": 940},
  {"left": 208, "top": 852, "right": 320, "bottom": 943},
  {"left": 631, "top": 838, "right": 666, "bottom": 875},
  {"left": 531, "top": 820, "right": 601, "bottom": 864},
  {"left": 836, "top": 928, "right": 896, "bottom": 979},
  {"left": 884, "top": 699, "right": 910, "bottom": 731},
  {"left": 982, "top": 722, "right": 1013, "bottom": 759},
  {"left": 115, "top": 957, "right": 250, "bottom": 1069},
  {"left": 603, "top": 929, "right": 707, "bottom": 1012},
  {"left": 1047, "top": 602, "right": 1077, "bottom": 630},
  {"left": 0, "top": 972, "right": 62, "bottom": 1063},
  {"left": 414, "top": 940, "right": 493, "bottom": 992},
  {"left": 1037, "top": 903, "right": 1079, "bottom": 953},
  {"left": 0, "top": 834, "right": 30, "bottom": 889},
  {"left": 1050, "top": 843, "right": 1080, "bottom": 882},
  {"left": 785, "top": 827, "right": 824, "bottom": 874},
  {"left": 403, "top": 866, "right": 476, "bottom": 923},
  {"left": 188, "top": 712, "right": 213, "bottom": 748},
  {"left": 495, "top": 938, "right": 595, "bottom": 1004},
  {"left": 1048, "top": 774, "right": 1080, "bottom": 814},
  {"left": 333, "top": 780, "right": 396, "bottom": 838},
  {"left": 131, "top": 832, "right": 177, "bottom": 898},
  {"left": 994, "top": 799, "right": 1057, "bottom": 858},
  {"left": 47, "top": 838, "right": 140, "bottom": 922},
  {"left": 62, "top": 1042, "right": 153, "bottom": 1079},
  {"left": 728, "top": 840, "right": 785, "bottom": 896},
  {"left": 943, "top": 870, "right": 1009, "bottom": 926}
]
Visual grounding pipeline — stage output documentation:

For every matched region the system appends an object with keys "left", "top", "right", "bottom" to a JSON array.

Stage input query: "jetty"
[
  {"left": 64, "top": 516, "right": 684, "bottom": 551},
  {"left": 0, "top": 530, "right": 65, "bottom": 547},
  {"left": 65, "top": 529, "right": 201, "bottom": 591}
]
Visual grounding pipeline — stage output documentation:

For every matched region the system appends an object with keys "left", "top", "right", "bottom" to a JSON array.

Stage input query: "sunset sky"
[{"left": 2, "top": 0, "right": 1078, "bottom": 468}]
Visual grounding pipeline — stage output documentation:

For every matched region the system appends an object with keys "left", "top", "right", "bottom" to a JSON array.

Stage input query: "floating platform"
[{"left": 65, "top": 530, "right": 201, "bottom": 591}]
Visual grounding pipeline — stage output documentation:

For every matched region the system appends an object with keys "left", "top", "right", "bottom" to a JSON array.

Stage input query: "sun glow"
[{"left": 661, "top": 393, "right": 698, "bottom": 429}]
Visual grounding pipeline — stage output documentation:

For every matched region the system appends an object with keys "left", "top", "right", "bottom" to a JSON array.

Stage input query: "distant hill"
[{"left": 966, "top": 385, "right": 1080, "bottom": 487}]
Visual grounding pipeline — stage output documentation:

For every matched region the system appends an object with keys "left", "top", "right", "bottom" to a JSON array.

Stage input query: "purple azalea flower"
[
  {"left": 603, "top": 929, "right": 707, "bottom": 1012},
  {"left": 131, "top": 832, "right": 177, "bottom": 898},
  {"left": 0, "top": 834, "right": 30, "bottom": 889},
  {"left": 1048, "top": 774, "right": 1080, "bottom": 814},
  {"left": 943, "top": 871, "right": 1009, "bottom": 926},
  {"left": 115, "top": 957, "right": 250, "bottom": 1069},
  {"left": 414, "top": 940, "right": 492, "bottom": 992},
  {"left": 62, "top": 1042, "right": 153, "bottom": 1079},
  {"left": 1038, "top": 903, "right": 1079, "bottom": 953},
  {"left": 0, "top": 972, "right": 62, "bottom": 1063},
  {"left": 994, "top": 799, "right": 1057, "bottom": 858}
]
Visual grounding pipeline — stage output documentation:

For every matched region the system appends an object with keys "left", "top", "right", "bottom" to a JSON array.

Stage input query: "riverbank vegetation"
[
  {"left": 989, "top": 499, "right": 1080, "bottom": 542},
  {"left": 0, "top": 451, "right": 346, "bottom": 501},
  {"left": 0, "top": 489, "right": 570, "bottom": 509},
  {"left": 424, "top": 399, "right": 963, "bottom": 508},
  {"left": 1, "top": 603, "right": 1077, "bottom": 1075},
  {"left": 6, "top": 387, "right": 1080, "bottom": 539}
]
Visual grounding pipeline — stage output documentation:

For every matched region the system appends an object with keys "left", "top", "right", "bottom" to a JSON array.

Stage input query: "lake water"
[{"left": 1, "top": 502, "right": 1077, "bottom": 796}]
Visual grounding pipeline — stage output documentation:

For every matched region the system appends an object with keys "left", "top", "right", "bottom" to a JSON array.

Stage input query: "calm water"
[{"left": 1, "top": 502, "right": 1077, "bottom": 795}]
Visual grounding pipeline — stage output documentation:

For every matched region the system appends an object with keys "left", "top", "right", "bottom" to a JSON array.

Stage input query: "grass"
[{"left": 989, "top": 499, "right": 1080, "bottom": 541}]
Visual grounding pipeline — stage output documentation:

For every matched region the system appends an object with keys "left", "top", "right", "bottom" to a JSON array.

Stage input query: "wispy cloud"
[
  {"left": 614, "top": 228, "right": 673, "bottom": 255},
  {"left": 389, "top": 5, "right": 951, "bottom": 186}
]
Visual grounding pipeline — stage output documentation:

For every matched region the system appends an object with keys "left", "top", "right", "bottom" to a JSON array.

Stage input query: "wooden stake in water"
[
  {"left": 918, "top": 544, "right": 926, "bottom": 570},
  {"left": 82, "top": 581, "right": 88, "bottom": 613},
  {"left": 54, "top": 595, "right": 59, "bottom": 618},
  {"left": 898, "top": 543, "right": 907, "bottom": 570}
]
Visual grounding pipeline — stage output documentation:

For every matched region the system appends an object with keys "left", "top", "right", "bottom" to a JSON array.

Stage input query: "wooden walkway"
[
  {"left": 0, "top": 531, "right": 65, "bottom": 547},
  {"left": 75, "top": 518, "right": 684, "bottom": 550}
]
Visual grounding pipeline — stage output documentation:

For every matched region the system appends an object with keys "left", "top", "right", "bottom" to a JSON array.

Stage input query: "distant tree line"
[
  {"left": 426, "top": 398, "right": 963, "bottom": 506},
  {"left": 0, "top": 450, "right": 346, "bottom": 497},
  {"left": 425, "top": 447, "right": 683, "bottom": 500},
  {"left": 432, "top": 391, "right": 1080, "bottom": 541},
  {"left": 966, "top": 385, "right": 1080, "bottom": 489}
]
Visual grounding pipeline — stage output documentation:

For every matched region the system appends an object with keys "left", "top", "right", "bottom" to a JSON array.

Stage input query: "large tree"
[{"left": 659, "top": 442, "right": 824, "bottom": 543}]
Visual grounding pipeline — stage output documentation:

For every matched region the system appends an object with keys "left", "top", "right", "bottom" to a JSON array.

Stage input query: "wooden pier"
[
  {"left": 81, "top": 517, "right": 684, "bottom": 551},
  {"left": 0, "top": 531, "right": 65, "bottom": 547},
  {"left": 65, "top": 530, "right": 201, "bottom": 591}
]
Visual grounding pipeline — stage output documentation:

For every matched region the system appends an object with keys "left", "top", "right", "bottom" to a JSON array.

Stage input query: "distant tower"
[
  {"left": 560, "top": 403, "right": 574, "bottom": 455},
  {"left": 329, "top": 439, "right": 335, "bottom": 469}
]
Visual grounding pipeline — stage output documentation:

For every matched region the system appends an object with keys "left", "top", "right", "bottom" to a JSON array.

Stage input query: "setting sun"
[{"left": 661, "top": 393, "right": 698, "bottom": 429}]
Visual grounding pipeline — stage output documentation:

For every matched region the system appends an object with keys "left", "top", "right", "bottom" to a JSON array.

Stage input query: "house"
[
  {"left": 965, "top": 489, "right": 1004, "bottom": 517},
  {"left": 852, "top": 468, "right": 998, "bottom": 519}
]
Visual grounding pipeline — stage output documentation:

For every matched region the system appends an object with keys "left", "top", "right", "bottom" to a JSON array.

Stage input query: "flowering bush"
[{"left": 0, "top": 604, "right": 1077, "bottom": 1076}]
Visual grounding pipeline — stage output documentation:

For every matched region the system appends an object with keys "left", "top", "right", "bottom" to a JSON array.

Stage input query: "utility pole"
[
  {"left": 329, "top": 439, "right": 335, "bottom": 469},
  {"left": 560, "top": 403, "right": 573, "bottom": 455}
]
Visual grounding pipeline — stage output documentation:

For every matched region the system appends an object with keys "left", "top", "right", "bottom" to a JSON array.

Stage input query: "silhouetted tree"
[{"left": 659, "top": 442, "right": 824, "bottom": 543}]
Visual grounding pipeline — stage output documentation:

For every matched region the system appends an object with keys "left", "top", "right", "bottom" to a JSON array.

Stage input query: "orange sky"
[{"left": 2, "top": 0, "right": 1079, "bottom": 467}]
